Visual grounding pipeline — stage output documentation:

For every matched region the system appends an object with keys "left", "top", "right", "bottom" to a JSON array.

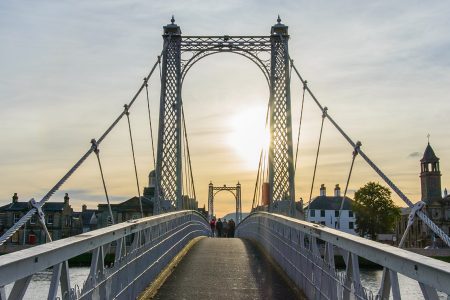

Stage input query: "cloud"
[
  {"left": 56, "top": 189, "right": 127, "bottom": 204},
  {"left": 408, "top": 152, "right": 421, "bottom": 158}
]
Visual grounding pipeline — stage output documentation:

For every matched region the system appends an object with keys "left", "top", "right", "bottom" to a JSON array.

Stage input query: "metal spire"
[
  {"left": 171, "top": 15, "right": 175, "bottom": 24},
  {"left": 277, "top": 15, "right": 281, "bottom": 24}
]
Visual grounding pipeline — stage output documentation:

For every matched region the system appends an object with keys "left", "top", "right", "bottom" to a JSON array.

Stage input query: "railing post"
[
  {"left": 0, "top": 286, "right": 6, "bottom": 300},
  {"left": 8, "top": 276, "right": 32, "bottom": 300},
  {"left": 48, "top": 263, "right": 63, "bottom": 300},
  {"left": 419, "top": 282, "right": 440, "bottom": 300},
  {"left": 60, "top": 261, "right": 71, "bottom": 300}
]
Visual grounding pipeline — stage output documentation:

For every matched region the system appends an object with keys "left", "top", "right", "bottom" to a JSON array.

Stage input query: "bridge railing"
[
  {"left": 236, "top": 212, "right": 450, "bottom": 300},
  {"left": 0, "top": 210, "right": 210, "bottom": 300}
]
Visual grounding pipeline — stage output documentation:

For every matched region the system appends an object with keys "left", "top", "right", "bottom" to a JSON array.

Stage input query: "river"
[{"left": 3, "top": 268, "right": 447, "bottom": 299}]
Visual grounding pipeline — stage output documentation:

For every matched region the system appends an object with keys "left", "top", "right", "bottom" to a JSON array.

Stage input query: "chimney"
[
  {"left": 82, "top": 204, "right": 87, "bottom": 212},
  {"left": 64, "top": 193, "right": 70, "bottom": 204},
  {"left": 334, "top": 184, "right": 341, "bottom": 197},
  {"left": 319, "top": 184, "right": 326, "bottom": 196},
  {"left": 12, "top": 193, "right": 18, "bottom": 203}
]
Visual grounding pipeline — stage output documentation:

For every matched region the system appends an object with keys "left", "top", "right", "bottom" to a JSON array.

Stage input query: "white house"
[{"left": 306, "top": 184, "right": 357, "bottom": 235}]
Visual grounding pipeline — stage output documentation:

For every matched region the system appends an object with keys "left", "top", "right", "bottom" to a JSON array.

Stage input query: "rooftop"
[{"left": 306, "top": 196, "right": 354, "bottom": 210}]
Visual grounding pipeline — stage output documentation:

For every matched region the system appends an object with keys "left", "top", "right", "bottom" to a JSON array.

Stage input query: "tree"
[{"left": 352, "top": 182, "right": 400, "bottom": 240}]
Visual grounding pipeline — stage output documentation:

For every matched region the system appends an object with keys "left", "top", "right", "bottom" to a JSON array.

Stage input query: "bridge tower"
[
  {"left": 268, "top": 17, "right": 295, "bottom": 215},
  {"left": 155, "top": 17, "right": 183, "bottom": 214},
  {"left": 155, "top": 17, "right": 295, "bottom": 215}
]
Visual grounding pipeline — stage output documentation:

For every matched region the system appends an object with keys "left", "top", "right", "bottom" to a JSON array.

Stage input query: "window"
[
  {"left": 320, "top": 221, "right": 325, "bottom": 225},
  {"left": 47, "top": 214, "right": 54, "bottom": 225},
  {"left": 310, "top": 210, "right": 316, "bottom": 217},
  {"left": 30, "top": 215, "right": 37, "bottom": 225},
  {"left": 14, "top": 213, "right": 20, "bottom": 224},
  {"left": 349, "top": 210, "right": 354, "bottom": 218},
  {"left": 320, "top": 210, "right": 325, "bottom": 217},
  {"left": 349, "top": 222, "right": 354, "bottom": 229},
  {"left": 334, "top": 221, "right": 337, "bottom": 228},
  {"left": 335, "top": 210, "right": 339, "bottom": 217}
]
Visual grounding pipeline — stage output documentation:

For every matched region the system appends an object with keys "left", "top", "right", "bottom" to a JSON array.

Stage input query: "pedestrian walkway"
[{"left": 150, "top": 238, "right": 304, "bottom": 299}]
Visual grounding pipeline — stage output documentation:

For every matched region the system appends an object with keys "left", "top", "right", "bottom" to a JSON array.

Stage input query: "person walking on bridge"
[
  {"left": 209, "top": 218, "right": 216, "bottom": 237},
  {"left": 222, "top": 218, "right": 228, "bottom": 237},
  {"left": 216, "top": 218, "right": 223, "bottom": 237},
  {"left": 228, "top": 219, "right": 236, "bottom": 238}
]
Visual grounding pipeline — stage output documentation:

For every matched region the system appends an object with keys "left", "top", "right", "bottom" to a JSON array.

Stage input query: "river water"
[{"left": 3, "top": 268, "right": 447, "bottom": 299}]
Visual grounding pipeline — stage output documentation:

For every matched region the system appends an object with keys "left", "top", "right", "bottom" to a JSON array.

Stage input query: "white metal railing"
[
  {"left": 236, "top": 212, "right": 450, "bottom": 300},
  {"left": 0, "top": 210, "right": 210, "bottom": 300}
]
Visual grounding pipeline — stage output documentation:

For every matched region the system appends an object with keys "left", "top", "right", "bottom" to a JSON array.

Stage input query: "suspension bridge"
[{"left": 0, "top": 17, "right": 449, "bottom": 300}]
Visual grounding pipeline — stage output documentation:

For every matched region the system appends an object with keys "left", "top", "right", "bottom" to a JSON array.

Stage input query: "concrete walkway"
[{"left": 152, "top": 238, "right": 303, "bottom": 300}]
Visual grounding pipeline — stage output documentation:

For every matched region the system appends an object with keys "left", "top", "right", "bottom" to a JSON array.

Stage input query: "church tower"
[{"left": 420, "top": 142, "right": 442, "bottom": 205}]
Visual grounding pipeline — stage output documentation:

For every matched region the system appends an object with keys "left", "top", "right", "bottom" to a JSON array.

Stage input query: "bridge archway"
[
  {"left": 208, "top": 182, "right": 242, "bottom": 223},
  {"left": 155, "top": 17, "right": 295, "bottom": 216}
]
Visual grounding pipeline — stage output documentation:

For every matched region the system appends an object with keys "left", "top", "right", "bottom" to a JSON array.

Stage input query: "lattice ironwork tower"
[
  {"left": 268, "top": 19, "right": 295, "bottom": 215},
  {"left": 155, "top": 17, "right": 295, "bottom": 215},
  {"left": 155, "top": 18, "right": 182, "bottom": 213}
]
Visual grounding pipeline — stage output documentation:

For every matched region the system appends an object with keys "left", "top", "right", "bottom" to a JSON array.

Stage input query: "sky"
[{"left": 0, "top": 1, "right": 449, "bottom": 218}]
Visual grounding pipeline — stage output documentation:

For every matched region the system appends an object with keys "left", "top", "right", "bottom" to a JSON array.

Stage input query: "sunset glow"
[{"left": 227, "top": 106, "right": 270, "bottom": 170}]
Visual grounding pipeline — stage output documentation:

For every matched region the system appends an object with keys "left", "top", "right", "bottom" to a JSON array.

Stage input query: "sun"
[{"left": 226, "top": 106, "right": 270, "bottom": 169}]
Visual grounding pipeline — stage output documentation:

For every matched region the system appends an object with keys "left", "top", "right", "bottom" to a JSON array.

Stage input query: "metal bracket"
[
  {"left": 30, "top": 198, "right": 45, "bottom": 226},
  {"left": 398, "top": 200, "right": 425, "bottom": 247},
  {"left": 407, "top": 201, "right": 425, "bottom": 227},
  {"left": 29, "top": 198, "right": 52, "bottom": 242}
]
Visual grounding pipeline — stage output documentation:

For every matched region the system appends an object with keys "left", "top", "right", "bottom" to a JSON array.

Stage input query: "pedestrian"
[
  {"left": 228, "top": 219, "right": 236, "bottom": 238},
  {"left": 216, "top": 218, "right": 223, "bottom": 237},
  {"left": 209, "top": 218, "right": 216, "bottom": 237},
  {"left": 222, "top": 218, "right": 228, "bottom": 238}
]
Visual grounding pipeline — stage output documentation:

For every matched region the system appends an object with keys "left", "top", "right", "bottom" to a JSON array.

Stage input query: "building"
[
  {"left": 306, "top": 184, "right": 357, "bottom": 235},
  {"left": 96, "top": 169, "right": 156, "bottom": 227},
  {"left": 96, "top": 169, "right": 200, "bottom": 228},
  {"left": 97, "top": 197, "right": 154, "bottom": 228},
  {"left": 72, "top": 204, "right": 98, "bottom": 233},
  {"left": 395, "top": 142, "right": 450, "bottom": 248},
  {"left": 0, "top": 193, "right": 74, "bottom": 245}
]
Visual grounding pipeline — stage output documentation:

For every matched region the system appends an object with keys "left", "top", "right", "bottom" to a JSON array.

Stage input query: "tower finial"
[
  {"left": 277, "top": 15, "right": 281, "bottom": 24},
  {"left": 171, "top": 15, "right": 175, "bottom": 24},
  {"left": 427, "top": 133, "right": 430, "bottom": 144}
]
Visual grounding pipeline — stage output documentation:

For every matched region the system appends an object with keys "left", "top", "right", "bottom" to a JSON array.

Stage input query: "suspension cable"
[
  {"left": 124, "top": 104, "right": 144, "bottom": 218},
  {"left": 261, "top": 148, "right": 268, "bottom": 209},
  {"left": 181, "top": 106, "right": 197, "bottom": 202},
  {"left": 289, "top": 60, "right": 450, "bottom": 247},
  {"left": 252, "top": 99, "right": 271, "bottom": 211},
  {"left": 91, "top": 139, "right": 115, "bottom": 225},
  {"left": 261, "top": 147, "right": 267, "bottom": 185},
  {"left": 144, "top": 68, "right": 158, "bottom": 170},
  {"left": 337, "top": 141, "right": 361, "bottom": 229},
  {"left": 252, "top": 149, "right": 264, "bottom": 211},
  {"left": 294, "top": 80, "right": 307, "bottom": 172},
  {"left": 307, "top": 107, "right": 328, "bottom": 214},
  {"left": 0, "top": 46, "right": 168, "bottom": 246},
  {"left": 181, "top": 117, "right": 189, "bottom": 203}
]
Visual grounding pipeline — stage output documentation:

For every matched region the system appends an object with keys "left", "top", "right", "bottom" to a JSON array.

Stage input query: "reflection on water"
[
  {"left": 357, "top": 269, "right": 446, "bottom": 300},
  {"left": 4, "top": 267, "right": 448, "bottom": 299},
  {"left": 4, "top": 267, "right": 89, "bottom": 299}
]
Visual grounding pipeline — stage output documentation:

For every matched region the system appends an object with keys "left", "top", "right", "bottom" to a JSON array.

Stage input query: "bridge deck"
[{"left": 150, "top": 238, "right": 303, "bottom": 300}]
